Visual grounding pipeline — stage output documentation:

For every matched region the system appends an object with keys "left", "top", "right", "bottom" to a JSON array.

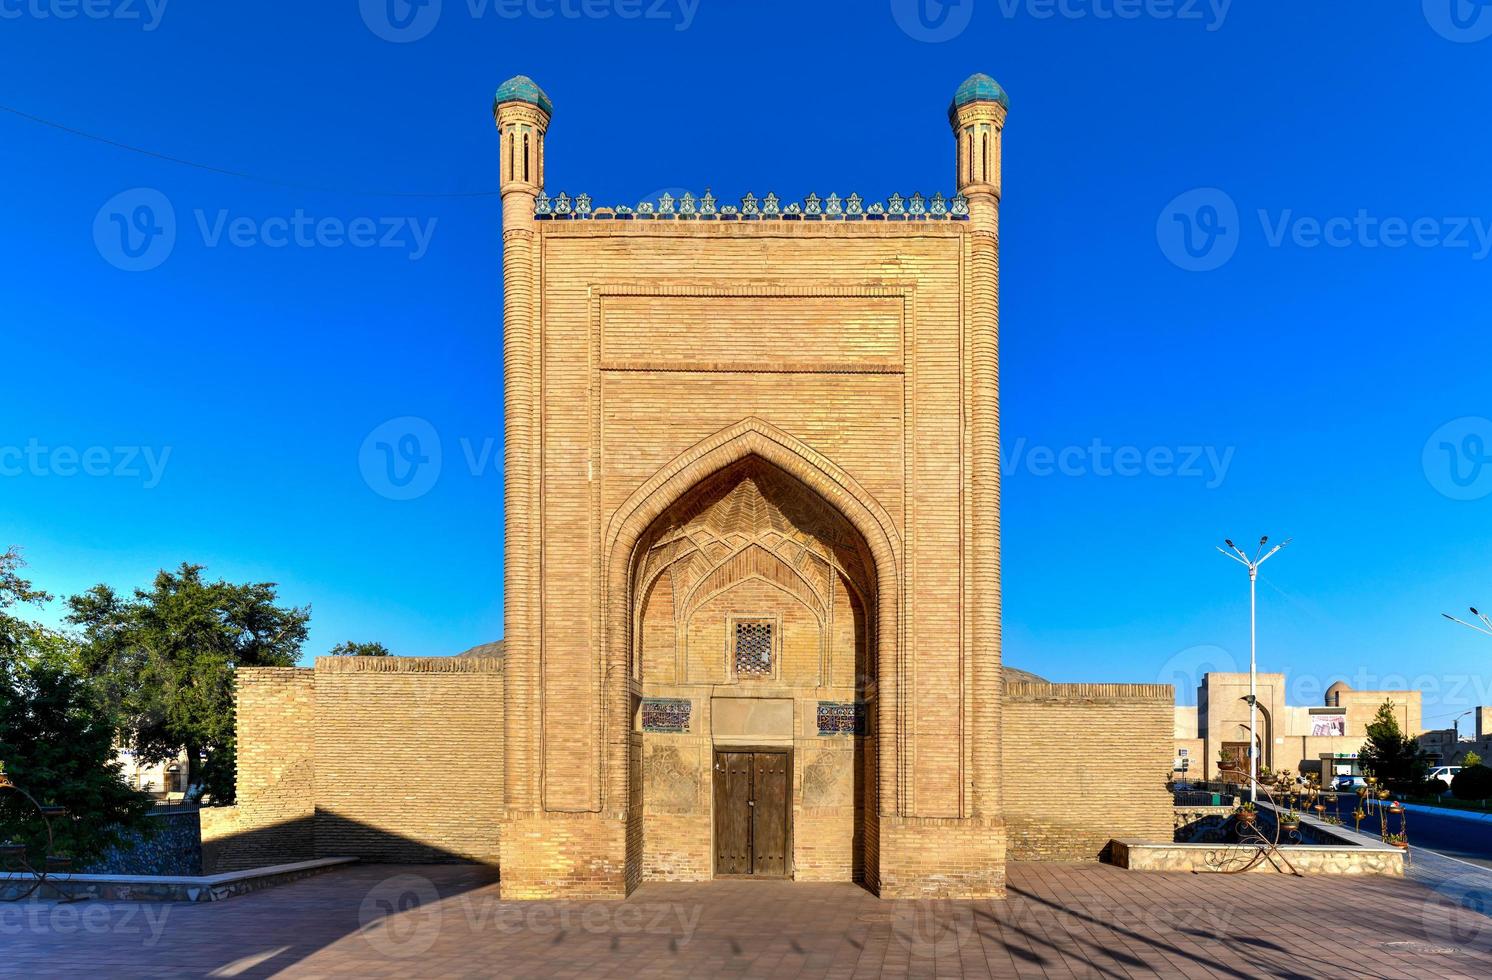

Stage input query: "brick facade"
[
  {"left": 227, "top": 74, "right": 1177, "bottom": 898},
  {"left": 493, "top": 74, "right": 1009, "bottom": 899},
  {"left": 1002, "top": 682, "right": 1174, "bottom": 861},
  {"left": 217, "top": 657, "right": 503, "bottom": 871}
]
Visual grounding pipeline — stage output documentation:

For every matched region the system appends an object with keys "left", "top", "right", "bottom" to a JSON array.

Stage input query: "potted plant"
[
  {"left": 1388, "top": 800, "right": 1403, "bottom": 813},
  {"left": 1353, "top": 808, "right": 1366, "bottom": 831},
  {"left": 1236, "top": 802, "right": 1257, "bottom": 826},
  {"left": 1280, "top": 810, "right": 1301, "bottom": 833},
  {"left": 1384, "top": 832, "right": 1408, "bottom": 849},
  {"left": 0, "top": 761, "right": 11, "bottom": 789}
]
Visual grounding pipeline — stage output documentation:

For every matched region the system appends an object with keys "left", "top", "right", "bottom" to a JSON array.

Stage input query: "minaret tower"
[
  {"left": 494, "top": 75, "right": 550, "bottom": 830},
  {"left": 950, "top": 73, "right": 1008, "bottom": 827}
]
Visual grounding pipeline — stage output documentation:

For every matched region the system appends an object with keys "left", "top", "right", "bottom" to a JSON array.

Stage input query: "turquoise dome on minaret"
[
  {"left": 494, "top": 75, "right": 553, "bottom": 116},
  {"left": 948, "top": 73, "right": 1009, "bottom": 122}
]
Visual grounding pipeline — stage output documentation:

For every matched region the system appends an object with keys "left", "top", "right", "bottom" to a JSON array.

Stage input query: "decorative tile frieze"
[
  {"left": 641, "top": 697, "right": 692, "bottom": 734},
  {"left": 534, "top": 190, "right": 969, "bottom": 222}
]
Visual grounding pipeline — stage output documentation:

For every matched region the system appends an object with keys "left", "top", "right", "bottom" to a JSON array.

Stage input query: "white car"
[{"left": 1429, "top": 766, "right": 1462, "bottom": 787}]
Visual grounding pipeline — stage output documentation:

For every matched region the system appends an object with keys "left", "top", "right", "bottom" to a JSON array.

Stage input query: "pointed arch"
[{"left": 602, "top": 417, "right": 904, "bottom": 822}]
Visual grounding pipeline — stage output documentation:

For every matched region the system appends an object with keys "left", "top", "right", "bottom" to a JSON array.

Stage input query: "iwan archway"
[
  {"left": 495, "top": 73, "right": 1010, "bottom": 900},
  {"left": 613, "top": 426, "right": 891, "bottom": 887}
]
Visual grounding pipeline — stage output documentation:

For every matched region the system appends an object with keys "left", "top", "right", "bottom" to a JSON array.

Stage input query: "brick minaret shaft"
[
  {"left": 495, "top": 80, "right": 549, "bottom": 817},
  {"left": 951, "top": 85, "right": 1007, "bottom": 821}
]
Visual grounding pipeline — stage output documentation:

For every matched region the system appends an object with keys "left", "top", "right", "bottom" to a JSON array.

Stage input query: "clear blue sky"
[{"left": 2, "top": 2, "right": 1490, "bottom": 729}]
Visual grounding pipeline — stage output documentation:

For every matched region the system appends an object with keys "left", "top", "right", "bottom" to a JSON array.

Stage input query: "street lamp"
[
  {"left": 1442, "top": 606, "right": 1492, "bottom": 638},
  {"left": 1217, "top": 535, "right": 1291, "bottom": 803}
]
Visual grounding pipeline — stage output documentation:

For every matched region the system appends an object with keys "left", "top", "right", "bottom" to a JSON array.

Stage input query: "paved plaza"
[{"left": 7, "top": 861, "right": 1492, "bottom": 978}]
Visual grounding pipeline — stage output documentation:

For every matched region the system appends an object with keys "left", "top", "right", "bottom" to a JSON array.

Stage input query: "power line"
[{"left": 0, "top": 103, "right": 502, "bottom": 199}]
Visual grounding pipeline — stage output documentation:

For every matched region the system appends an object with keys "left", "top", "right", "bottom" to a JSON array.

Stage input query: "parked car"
[
  {"left": 1428, "top": 766, "right": 1462, "bottom": 789},
  {"left": 1333, "top": 775, "right": 1367, "bottom": 791}
]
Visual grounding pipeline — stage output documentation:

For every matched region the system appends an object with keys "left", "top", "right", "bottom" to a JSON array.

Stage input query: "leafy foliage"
[
  {"left": 0, "top": 651, "right": 155, "bottom": 866},
  {"left": 1358, "top": 699, "right": 1427, "bottom": 791},
  {"left": 68, "top": 563, "right": 308, "bottom": 803},
  {"left": 1452, "top": 764, "right": 1492, "bottom": 802},
  {"left": 0, "top": 548, "right": 153, "bottom": 865},
  {"left": 328, "top": 641, "right": 391, "bottom": 657},
  {"left": 1465, "top": 750, "right": 1483, "bottom": 769}
]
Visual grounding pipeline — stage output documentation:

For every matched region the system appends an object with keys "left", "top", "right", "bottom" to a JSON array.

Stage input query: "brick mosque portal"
[{"left": 219, "top": 73, "right": 1175, "bottom": 902}]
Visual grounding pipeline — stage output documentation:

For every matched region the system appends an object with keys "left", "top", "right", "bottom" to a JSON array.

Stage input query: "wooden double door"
[{"left": 713, "top": 750, "right": 790, "bottom": 877}]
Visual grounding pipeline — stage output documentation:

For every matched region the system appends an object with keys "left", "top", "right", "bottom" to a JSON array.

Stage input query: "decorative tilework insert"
[{"left": 641, "top": 698, "right": 691, "bottom": 734}]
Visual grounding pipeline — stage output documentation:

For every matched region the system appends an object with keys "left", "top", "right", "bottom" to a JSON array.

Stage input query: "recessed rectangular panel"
[{"left": 601, "top": 295, "right": 903, "bottom": 372}]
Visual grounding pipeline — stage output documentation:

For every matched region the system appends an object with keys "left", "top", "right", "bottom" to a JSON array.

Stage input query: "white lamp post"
[
  {"left": 1442, "top": 606, "right": 1492, "bottom": 638},
  {"left": 1217, "top": 535, "right": 1291, "bottom": 803}
]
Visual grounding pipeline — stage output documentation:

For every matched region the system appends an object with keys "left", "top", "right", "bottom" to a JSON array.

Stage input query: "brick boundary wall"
[
  {"left": 212, "top": 657, "right": 504, "bottom": 871},
  {"left": 313, "top": 656, "right": 504, "bottom": 863},
  {"left": 202, "top": 667, "right": 316, "bottom": 872},
  {"left": 1001, "top": 681, "right": 1174, "bottom": 862}
]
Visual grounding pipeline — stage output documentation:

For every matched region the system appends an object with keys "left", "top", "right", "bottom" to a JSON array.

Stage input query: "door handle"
[{"left": 748, "top": 800, "right": 755, "bottom": 806}]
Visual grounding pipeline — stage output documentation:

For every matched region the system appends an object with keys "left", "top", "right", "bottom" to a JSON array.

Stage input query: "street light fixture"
[
  {"left": 1217, "top": 535, "right": 1291, "bottom": 803},
  {"left": 1442, "top": 606, "right": 1492, "bottom": 638}
]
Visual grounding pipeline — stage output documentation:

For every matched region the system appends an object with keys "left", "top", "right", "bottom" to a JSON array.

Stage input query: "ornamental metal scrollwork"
[{"left": 0, "top": 775, "right": 78, "bottom": 902}]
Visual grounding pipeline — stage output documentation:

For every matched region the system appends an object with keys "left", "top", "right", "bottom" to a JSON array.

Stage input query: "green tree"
[
  {"left": 0, "top": 648, "right": 154, "bottom": 866},
  {"left": 1464, "top": 750, "right": 1483, "bottom": 769},
  {"left": 0, "top": 547, "right": 53, "bottom": 665},
  {"left": 1358, "top": 699, "right": 1427, "bottom": 791},
  {"left": 0, "top": 547, "right": 153, "bottom": 866},
  {"left": 328, "top": 641, "right": 391, "bottom": 657},
  {"left": 67, "top": 563, "right": 309, "bottom": 804}
]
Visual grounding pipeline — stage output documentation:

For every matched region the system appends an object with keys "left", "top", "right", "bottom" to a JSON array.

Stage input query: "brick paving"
[{"left": 6, "top": 862, "right": 1491, "bottom": 978}]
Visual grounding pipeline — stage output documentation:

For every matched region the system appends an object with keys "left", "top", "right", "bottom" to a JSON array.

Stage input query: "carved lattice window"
[{"left": 734, "top": 620, "right": 773, "bottom": 677}]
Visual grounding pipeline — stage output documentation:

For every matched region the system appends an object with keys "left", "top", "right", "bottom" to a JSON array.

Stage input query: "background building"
[{"left": 1174, "top": 673, "right": 1422, "bottom": 783}]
